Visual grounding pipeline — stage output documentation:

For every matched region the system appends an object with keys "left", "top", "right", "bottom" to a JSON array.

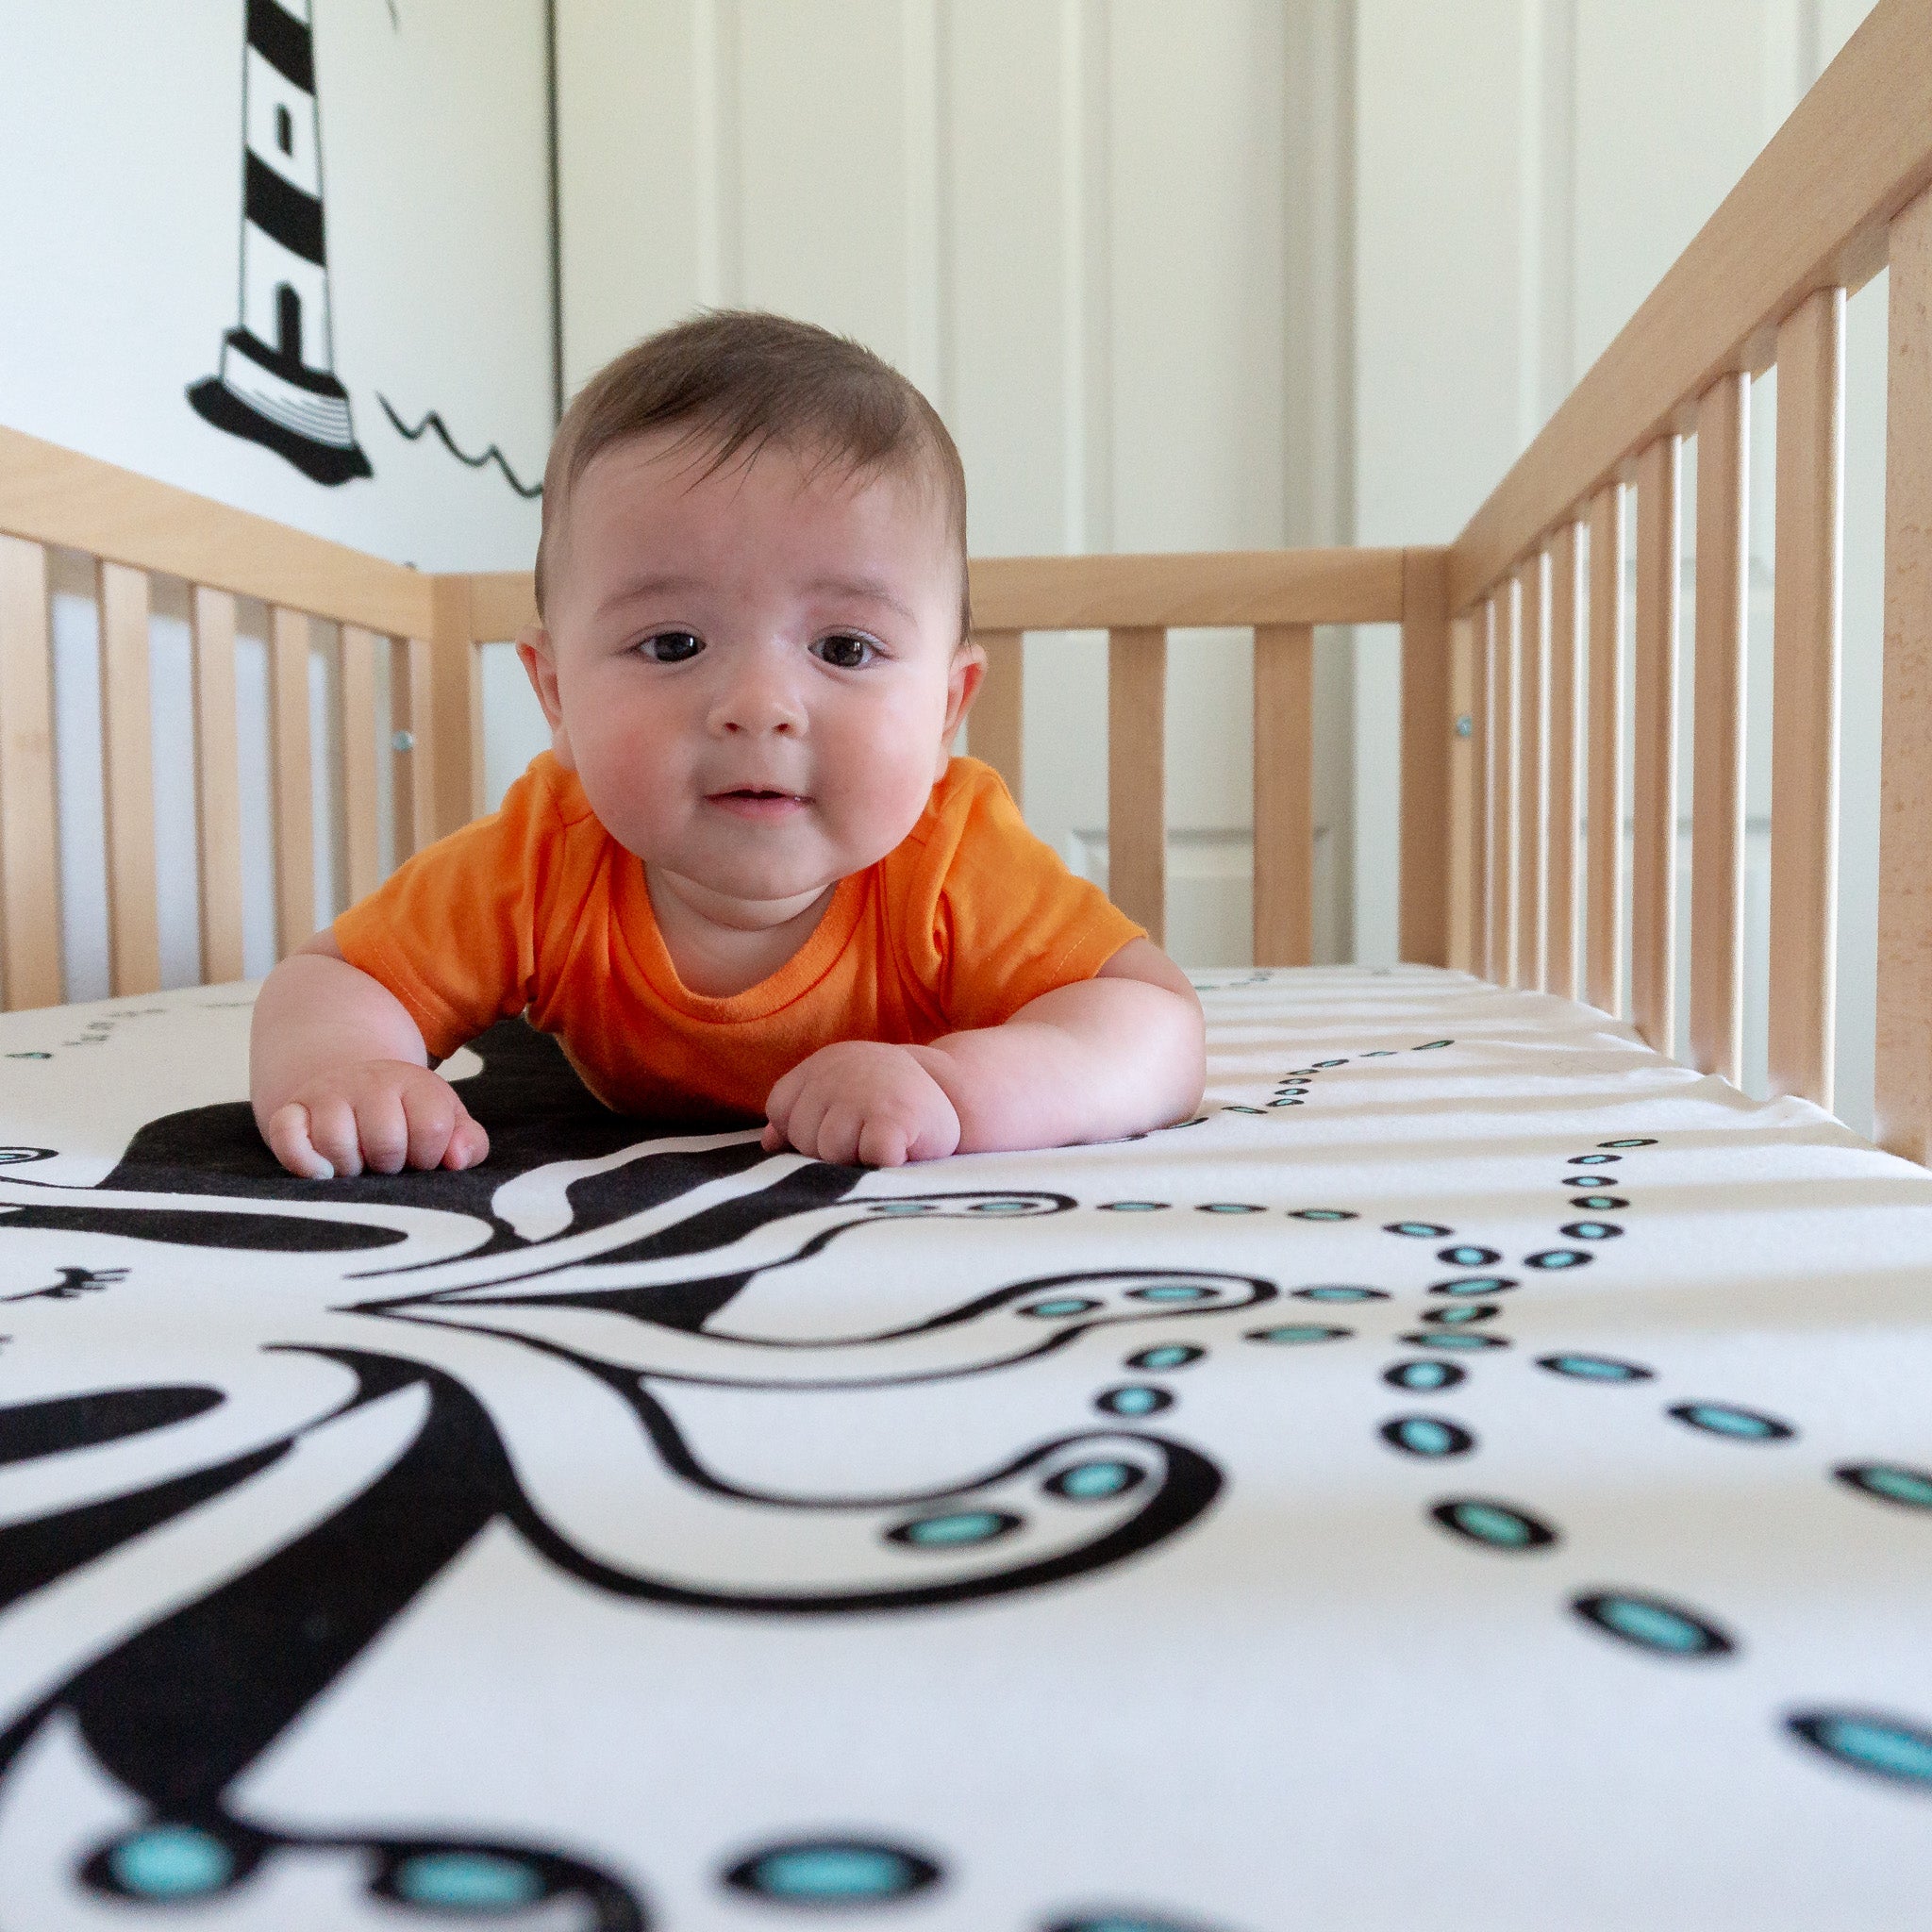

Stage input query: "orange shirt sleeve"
[
  {"left": 908, "top": 758, "right": 1146, "bottom": 1032},
  {"left": 332, "top": 756, "right": 562, "bottom": 1061}
]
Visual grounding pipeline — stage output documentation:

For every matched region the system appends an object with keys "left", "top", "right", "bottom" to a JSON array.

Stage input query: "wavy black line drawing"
[{"left": 378, "top": 394, "right": 543, "bottom": 498}]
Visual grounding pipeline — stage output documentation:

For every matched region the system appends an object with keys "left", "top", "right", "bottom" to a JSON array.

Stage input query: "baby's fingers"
[
  {"left": 441, "top": 1108, "right": 490, "bottom": 1171},
  {"left": 304, "top": 1096, "right": 365, "bottom": 1178},
  {"left": 396, "top": 1081, "right": 461, "bottom": 1171},
  {"left": 856, "top": 1116, "right": 911, "bottom": 1168},
  {"left": 357, "top": 1089, "right": 412, "bottom": 1175},
  {"left": 762, "top": 1064, "right": 806, "bottom": 1144},
  {"left": 266, "top": 1102, "right": 336, "bottom": 1181}
]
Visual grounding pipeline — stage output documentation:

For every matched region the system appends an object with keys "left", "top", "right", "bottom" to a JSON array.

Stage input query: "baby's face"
[{"left": 522, "top": 430, "right": 977, "bottom": 916}]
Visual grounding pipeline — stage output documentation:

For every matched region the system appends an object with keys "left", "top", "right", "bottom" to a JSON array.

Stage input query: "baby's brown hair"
[{"left": 537, "top": 310, "right": 970, "bottom": 640}]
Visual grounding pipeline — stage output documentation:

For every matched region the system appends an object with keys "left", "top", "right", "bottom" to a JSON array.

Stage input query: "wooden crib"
[{"left": 0, "top": 0, "right": 1927, "bottom": 1154}]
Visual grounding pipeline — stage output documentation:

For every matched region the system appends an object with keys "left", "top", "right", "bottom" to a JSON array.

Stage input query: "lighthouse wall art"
[
  {"left": 0, "top": 0, "right": 558, "bottom": 1004},
  {"left": 0, "top": 0, "right": 551, "bottom": 571},
  {"left": 189, "top": 0, "right": 373, "bottom": 486}
]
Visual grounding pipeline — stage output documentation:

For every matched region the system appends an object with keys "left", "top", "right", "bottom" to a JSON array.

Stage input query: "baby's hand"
[
  {"left": 265, "top": 1060, "right": 490, "bottom": 1180},
  {"left": 760, "top": 1042, "right": 960, "bottom": 1167}
]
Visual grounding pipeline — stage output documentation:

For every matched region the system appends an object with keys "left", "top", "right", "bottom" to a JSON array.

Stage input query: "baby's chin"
[
  {"left": 669, "top": 816, "right": 915, "bottom": 897},
  {"left": 639, "top": 844, "right": 864, "bottom": 920}
]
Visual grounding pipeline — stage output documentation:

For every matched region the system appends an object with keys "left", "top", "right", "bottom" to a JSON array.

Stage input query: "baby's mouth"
[{"left": 706, "top": 786, "right": 809, "bottom": 820}]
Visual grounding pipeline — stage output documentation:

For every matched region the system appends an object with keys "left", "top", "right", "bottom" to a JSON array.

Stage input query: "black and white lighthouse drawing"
[{"left": 189, "top": 0, "right": 372, "bottom": 485}]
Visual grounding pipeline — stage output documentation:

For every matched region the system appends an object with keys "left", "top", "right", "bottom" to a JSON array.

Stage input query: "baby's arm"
[
  {"left": 760, "top": 939, "right": 1204, "bottom": 1165},
  {"left": 250, "top": 932, "right": 490, "bottom": 1179}
]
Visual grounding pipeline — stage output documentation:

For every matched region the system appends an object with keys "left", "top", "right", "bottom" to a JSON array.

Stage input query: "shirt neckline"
[{"left": 620, "top": 858, "right": 870, "bottom": 1023}]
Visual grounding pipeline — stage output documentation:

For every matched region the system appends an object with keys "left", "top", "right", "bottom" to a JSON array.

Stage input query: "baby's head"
[{"left": 519, "top": 311, "right": 983, "bottom": 916}]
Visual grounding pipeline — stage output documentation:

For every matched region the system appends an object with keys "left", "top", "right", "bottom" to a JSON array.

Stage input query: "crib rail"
[
  {"left": 0, "top": 417, "right": 1461, "bottom": 1008},
  {"left": 0, "top": 425, "right": 467, "bottom": 1002},
  {"left": 443, "top": 548, "right": 1454, "bottom": 967},
  {"left": 1446, "top": 0, "right": 1932, "bottom": 1162}
]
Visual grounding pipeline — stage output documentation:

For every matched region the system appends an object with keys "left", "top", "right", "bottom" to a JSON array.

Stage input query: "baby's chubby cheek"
[{"left": 811, "top": 723, "right": 953, "bottom": 861}]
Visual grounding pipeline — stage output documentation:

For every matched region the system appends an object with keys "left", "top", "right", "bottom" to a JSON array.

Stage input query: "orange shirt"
[{"left": 333, "top": 753, "right": 1143, "bottom": 1121}]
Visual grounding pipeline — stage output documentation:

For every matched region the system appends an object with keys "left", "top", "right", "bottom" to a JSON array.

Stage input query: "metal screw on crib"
[
  {"left": 392, "top": 731, "right": 416, "bottom": 753},
  {"left": 1455, "top": 715, "right": 1474, "bottom": 738}
]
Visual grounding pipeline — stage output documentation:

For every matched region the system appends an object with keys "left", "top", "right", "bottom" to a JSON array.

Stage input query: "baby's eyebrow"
[
  {"left": 806, "top": 575, "right": 917, "bottom": 624},
  {"left": 596, "top": 571, "right": 706, "bottom": 618}
]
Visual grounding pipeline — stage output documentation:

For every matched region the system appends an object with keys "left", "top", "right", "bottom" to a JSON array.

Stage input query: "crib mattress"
[{"left": 0, "top": 964, "right": 1926, "bottom": 1929}]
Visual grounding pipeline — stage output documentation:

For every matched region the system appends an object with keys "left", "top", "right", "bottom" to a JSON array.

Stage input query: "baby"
[{"left": 250, "top": 311, "right": 1206, "bottom": 1176}]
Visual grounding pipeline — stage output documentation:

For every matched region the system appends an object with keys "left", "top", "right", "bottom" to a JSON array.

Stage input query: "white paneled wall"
[{"left": 551, "top": 0, "right": 1359, "bottom": 967}]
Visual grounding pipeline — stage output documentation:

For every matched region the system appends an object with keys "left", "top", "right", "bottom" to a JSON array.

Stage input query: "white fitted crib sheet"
[{"left": 0, "top": 965, "right": 1926, "bottom": 1931}]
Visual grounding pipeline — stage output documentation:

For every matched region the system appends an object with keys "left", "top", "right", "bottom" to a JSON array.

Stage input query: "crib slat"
[
  {"left": 269, "top": 606, "right": 315, "bottom": 958},
  {"left": 391, "top": 637, "right": 433, "bottom": 863},
  {"left": 1108, "top": 626, "right": 1166, "bottom": 945},
  {"left": 1768, "top": 288, "right": 1845, "bottom": 1109},
  {"left": 1253, "top": 623, "right": 1314, "bottom": 967},
  {"left": 1400, "top": 548, "right": 1451, "bottom": 966},
  {"left": 0, "top": 535, "right": 62, "bottom": 1009},
  {"left": 1474, "top": 610, "right": 1492, "bottom": 974},
  {"left": 1585, "top": 485, "right": 1625, "bottom": 1015},
  {"left": 1490, "top": 585, "right": 1519, "bottom": 987},
  {"left": 429, "top": 575, "right": 481, "bottom": 839},
  {"left": 1876, "top": 187, "right": 1932, "bottom": 1163},
  {"left": 1446, "top": 612, "right": 1478, "bottom": 974},
  {"left": 970, "top": 629, "right": 1024, "bottom": 806},
  {"left": 1545, "top": 522, "right": 1584, "bottom": 1001},
  {"left": 1690, "top": 372, "right": 1751, "bottom": 1085},
  {"left": 339, "top": 625, "right": 383, "bottom": 906},
  {"left": 1480, "top": 594, "right": 1501, "bottom": 982},
  {"left": 98, "top": 561, "right": 161, "bottom": 996},
  {"left": 1631, "top": 439, "right": 1680, "bottom": 1055},
  {"left": 190, "top": 586, "right": 245, "bottom": 985},
  {"left": 1515, "top": 555, "right": 1547, "bottom": 991}
]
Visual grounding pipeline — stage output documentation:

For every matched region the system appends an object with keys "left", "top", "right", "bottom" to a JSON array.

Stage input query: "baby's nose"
[{"left": 709, "top": 657, "right": 805, "bottom": 735}]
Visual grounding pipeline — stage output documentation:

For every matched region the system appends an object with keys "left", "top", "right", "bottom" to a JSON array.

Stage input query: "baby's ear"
[
  {"left": 941, "top": 640, "right": 987, "bottom": 761},
  {"left": 515, "top": 626, "right": 575, "bottom": 769}
]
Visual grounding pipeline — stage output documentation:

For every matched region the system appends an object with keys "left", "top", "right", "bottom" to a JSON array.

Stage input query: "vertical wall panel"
[
  {"left": 557, "top": 4, "right": 708, "bottom": 386},
  {"left": 734, "top": 4, "right": 909, "bottom": 364}
]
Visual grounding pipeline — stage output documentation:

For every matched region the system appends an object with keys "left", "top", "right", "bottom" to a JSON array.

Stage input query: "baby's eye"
[
  {"left": 640, "top": 631, "right": 703, "bottom": 663},
  {"left": 814, "top": 633, "right": 878, "bottom": 670}
]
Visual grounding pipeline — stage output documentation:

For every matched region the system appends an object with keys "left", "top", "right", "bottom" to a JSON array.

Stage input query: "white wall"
[{"left": 551, "top": 0, "right": 1359, "bottom": 968}]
